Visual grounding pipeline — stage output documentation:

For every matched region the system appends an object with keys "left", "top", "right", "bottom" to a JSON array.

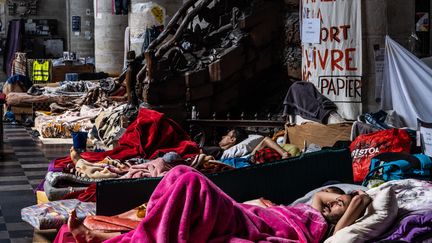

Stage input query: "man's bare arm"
[
  {"left": 334, "top": 192, "right": 372, "bottom": 233},
  {"left": 311, "top": 191, "right": 341, "bottom": 212}
]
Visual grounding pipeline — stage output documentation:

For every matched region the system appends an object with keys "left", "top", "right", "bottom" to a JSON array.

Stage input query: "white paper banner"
[{"left": 301, "top": 0, "right": 362, "bottom": 120}]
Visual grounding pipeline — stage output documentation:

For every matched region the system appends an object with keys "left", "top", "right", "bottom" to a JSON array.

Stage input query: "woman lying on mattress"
[{"left": 67, "top": 165, "right": 372, "bottom": 243}]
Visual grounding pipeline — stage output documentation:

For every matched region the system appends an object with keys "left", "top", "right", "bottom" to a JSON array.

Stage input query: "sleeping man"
[
  {"left": 200, "top": 128, "right": 249, "bottom": 159},
  {"left": 202, "top": 128, "right": 298, "bottom": 162},
  {"left": 68, "top": 165, "right": 372, "bottom": 243}
]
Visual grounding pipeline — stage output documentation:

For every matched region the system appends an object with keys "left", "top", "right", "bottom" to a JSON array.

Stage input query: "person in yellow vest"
[{"left": 32, "top": 60, "right": 50, "bottom": 82}]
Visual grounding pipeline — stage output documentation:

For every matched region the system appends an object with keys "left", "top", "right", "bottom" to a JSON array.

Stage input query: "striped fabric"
[{"left": 11, "top": 52, "right": 27, "bottom": 76}]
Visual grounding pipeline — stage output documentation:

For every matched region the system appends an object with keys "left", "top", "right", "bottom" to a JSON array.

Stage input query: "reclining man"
[
  {"left": 68, "top": 165, "right": 372, "bottom": 243},
  {"left": 201, "top": 127, "right": 299, "bottom": 162}
]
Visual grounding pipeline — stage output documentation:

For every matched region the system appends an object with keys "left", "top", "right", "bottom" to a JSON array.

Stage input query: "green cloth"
[{"left": 281, "top": 144, "right": 301, "bottom": 157}]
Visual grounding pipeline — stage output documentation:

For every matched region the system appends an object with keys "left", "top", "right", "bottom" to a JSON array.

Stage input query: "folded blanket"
[
  {"left": 105, "top": 165, "right": 328, "bottom": 243},
  {"left": 45, "top": 171, "right": 107, "bottom": 187},
  {"left": 43, "top": 180, "right": 87, "bottom": 201},
  {"left": 381, "top": 210, "right": 432, "bottom": 242}
]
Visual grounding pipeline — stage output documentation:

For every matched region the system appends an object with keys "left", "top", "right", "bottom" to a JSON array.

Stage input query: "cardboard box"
[{"left": 286, "top": 122, "right": 353, "bottom": 148}]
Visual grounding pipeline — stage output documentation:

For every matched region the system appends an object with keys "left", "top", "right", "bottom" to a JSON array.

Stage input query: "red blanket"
[
  {"left": 54, "top": 108, "right": 199, "bottom": 169},
  {"left": 105, "top": 165, "right": 328, "bottom": 243}
]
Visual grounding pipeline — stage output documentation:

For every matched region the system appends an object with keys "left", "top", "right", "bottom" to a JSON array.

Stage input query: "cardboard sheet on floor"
[
  {"left": 38, "top": 136, "right": 73, "bottom": 145},
  {"left": 286, "top": 122, "right": 352, "bottom": 148}
]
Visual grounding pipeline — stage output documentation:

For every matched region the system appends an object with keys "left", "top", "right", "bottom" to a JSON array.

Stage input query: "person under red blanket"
[
  {"left": 67, "top": 166, "right": 372, "bottom": 243},
  {"left": 54, "top": 108, "right": 199, "bottom": 170}
]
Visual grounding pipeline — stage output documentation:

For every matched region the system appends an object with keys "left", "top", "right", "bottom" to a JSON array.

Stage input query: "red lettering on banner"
[
  {"left": 345, "top": 48, "right": 357, "bottom": 71},
  {"left": 330, "top": 27, "right": 340, "bottom": 42},
  {"left": 321, "top": 25, "right": 351, "bottom": 42},
  {"left": 304, "top": 49, "right": 312, "bottom": 68},
  {"left": 305, "top": 48, "right": 359, "bottom": 71},
  {"left": 317, "top": 9, "right": 323, "bottom": 22},
  {"left": 331, "top": 49, "right": 344, "bottom": 71},
  {"left": 340, "top": 25, "right": 350, "bottom": 40},
  {"left": 302, "top": 69, "right": 311, "bottom": 81},
  {"left": 313, "top": 48, "right": 317, "bottom": 68},
  {"left": 318, "top": 49, "right": 328, "bottom": 69}
]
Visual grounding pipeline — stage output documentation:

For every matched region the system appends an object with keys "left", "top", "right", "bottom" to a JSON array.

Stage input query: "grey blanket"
[{"left": 283, "top": 81, "right": 337, "bottom": 123}]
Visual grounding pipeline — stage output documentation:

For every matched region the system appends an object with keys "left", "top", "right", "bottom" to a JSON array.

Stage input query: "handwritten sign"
[
  {"left": 301, "top": 0, "right": 362, "bottom": 120},
  {"left": 302, "top": 18, "right": 321, "bottom": 44},
  {"left": 419, "top": 120, "right": 432, "bottom": 157},
  {"left": 374, "top": 48, "right": 385, "bottom": 101}
]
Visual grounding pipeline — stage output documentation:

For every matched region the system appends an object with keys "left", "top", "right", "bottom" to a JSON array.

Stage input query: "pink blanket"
[{"left": 105, "top": 165, "right": 328, "bottom": 243}]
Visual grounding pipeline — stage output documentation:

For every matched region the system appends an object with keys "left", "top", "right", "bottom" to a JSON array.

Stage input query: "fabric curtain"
[
  {"left": 381, "top": 36, "right": 432, "bottom": 128},
  {"left": 3, "top": 19, "right": 25, "bottom": 77}
]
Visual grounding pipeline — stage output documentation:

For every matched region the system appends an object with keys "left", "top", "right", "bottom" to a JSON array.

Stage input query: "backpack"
[
  {"left": 350, "top": 128, "right": 411, "bottom": 182},
  {"left": 362, "top": 152, "right": 432, "bottom": 186}
]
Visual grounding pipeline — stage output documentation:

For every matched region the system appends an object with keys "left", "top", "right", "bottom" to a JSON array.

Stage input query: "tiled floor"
[{"left": 0, "top": 123, "right": 70, "bottom": 243}]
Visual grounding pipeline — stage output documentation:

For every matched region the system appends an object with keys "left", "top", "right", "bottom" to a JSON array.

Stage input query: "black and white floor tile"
[{"left": 0, "top": 123, "right": 71, "bottom": 242}]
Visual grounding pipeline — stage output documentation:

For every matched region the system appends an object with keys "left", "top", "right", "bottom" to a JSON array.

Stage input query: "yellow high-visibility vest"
[{"left": 32, "top": 60, "right": 50, "bottom": 82}]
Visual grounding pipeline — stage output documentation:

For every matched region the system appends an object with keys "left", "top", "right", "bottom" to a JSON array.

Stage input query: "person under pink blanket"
[{"left": 68, "top": 165, "right": 371, "bottom": 243}]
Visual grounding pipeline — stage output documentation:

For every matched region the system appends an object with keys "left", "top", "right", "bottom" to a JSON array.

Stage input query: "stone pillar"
[
  {"left": 94, "top": 0, "right": 128, "bottom": 74},
  {"left": 68, "top": 0, "right": 95, "bottom": 58},
  {"left": 362, "top": 0, "right": 414, "bottom": 112}
]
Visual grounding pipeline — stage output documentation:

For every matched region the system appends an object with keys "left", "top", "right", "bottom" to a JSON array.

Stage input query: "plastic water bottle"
[{"left": 191, "top": 106, "right": 197, "bottom": 120}]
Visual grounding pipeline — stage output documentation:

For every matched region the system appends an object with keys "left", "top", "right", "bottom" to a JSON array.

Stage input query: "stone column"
[
  {"left": 68, "top": 0, "right": 95, "bottom": 58},
  {"left": 362, "top": 0, "right": 414, "bottom": 112},
  {"left": 94, "top": 0, "right": 128, "bottom": 74}
]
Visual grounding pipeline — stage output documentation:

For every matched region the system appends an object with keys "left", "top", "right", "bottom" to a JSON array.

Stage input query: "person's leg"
[
  {"left": 68, "top": 210, "right": 121, "bottom": 243},
  {"left": 114, "top": 0, "right": 121, "bottom": 14},
  {"left": 251, "top": 137, "right": 289, "bottom": 159},
  {"left": 122, "top": 0, "right": 128, "bottom": 14},
  {"left": 70, "top": 146, "right": 82, "bottom": 164}
]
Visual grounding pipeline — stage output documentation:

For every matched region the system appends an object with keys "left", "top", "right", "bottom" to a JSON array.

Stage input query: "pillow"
[
  {"left": 221, "top": 134, "right": 264, "bottom": 159},
  {"left": 21, "top": 199, "right": 96, "bottom": 230},
  {"left": 290, "top": 184, "right": 368, "bottom": 205},
  {"left": 324, "top": 186, "right": 398, "bottom": 243},
  {"left": 43, "top": 180, "right": 87, "bottom": 201},
  {"left": 46, "top": 171, "right": 107, "bottom": 187}
]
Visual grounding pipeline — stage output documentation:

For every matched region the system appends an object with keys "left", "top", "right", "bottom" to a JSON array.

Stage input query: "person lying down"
[
  {"left": 201, "top": 127, "right": 301, "bottom": 163},
  {"left": 68, "top": 165, "right": 372, "bottom": 243}
]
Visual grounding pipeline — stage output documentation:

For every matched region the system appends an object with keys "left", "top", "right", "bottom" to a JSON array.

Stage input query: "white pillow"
[
  {"left": 290, "top": 184, "right": 368, "bottom": 205},
  {"left": 325, "top": 187, "right": 398, "bottom": 243},
  {"left": 221, "top": 134, "right": 264, "bottom": 159}
]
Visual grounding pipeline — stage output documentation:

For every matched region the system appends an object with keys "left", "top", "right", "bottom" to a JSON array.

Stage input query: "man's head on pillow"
[
  {"left": 218, "top": 128, "right": 248, "bottom": 150},
  {"left": 321, "top": 194, "right": 353, "bottom": 224}
]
